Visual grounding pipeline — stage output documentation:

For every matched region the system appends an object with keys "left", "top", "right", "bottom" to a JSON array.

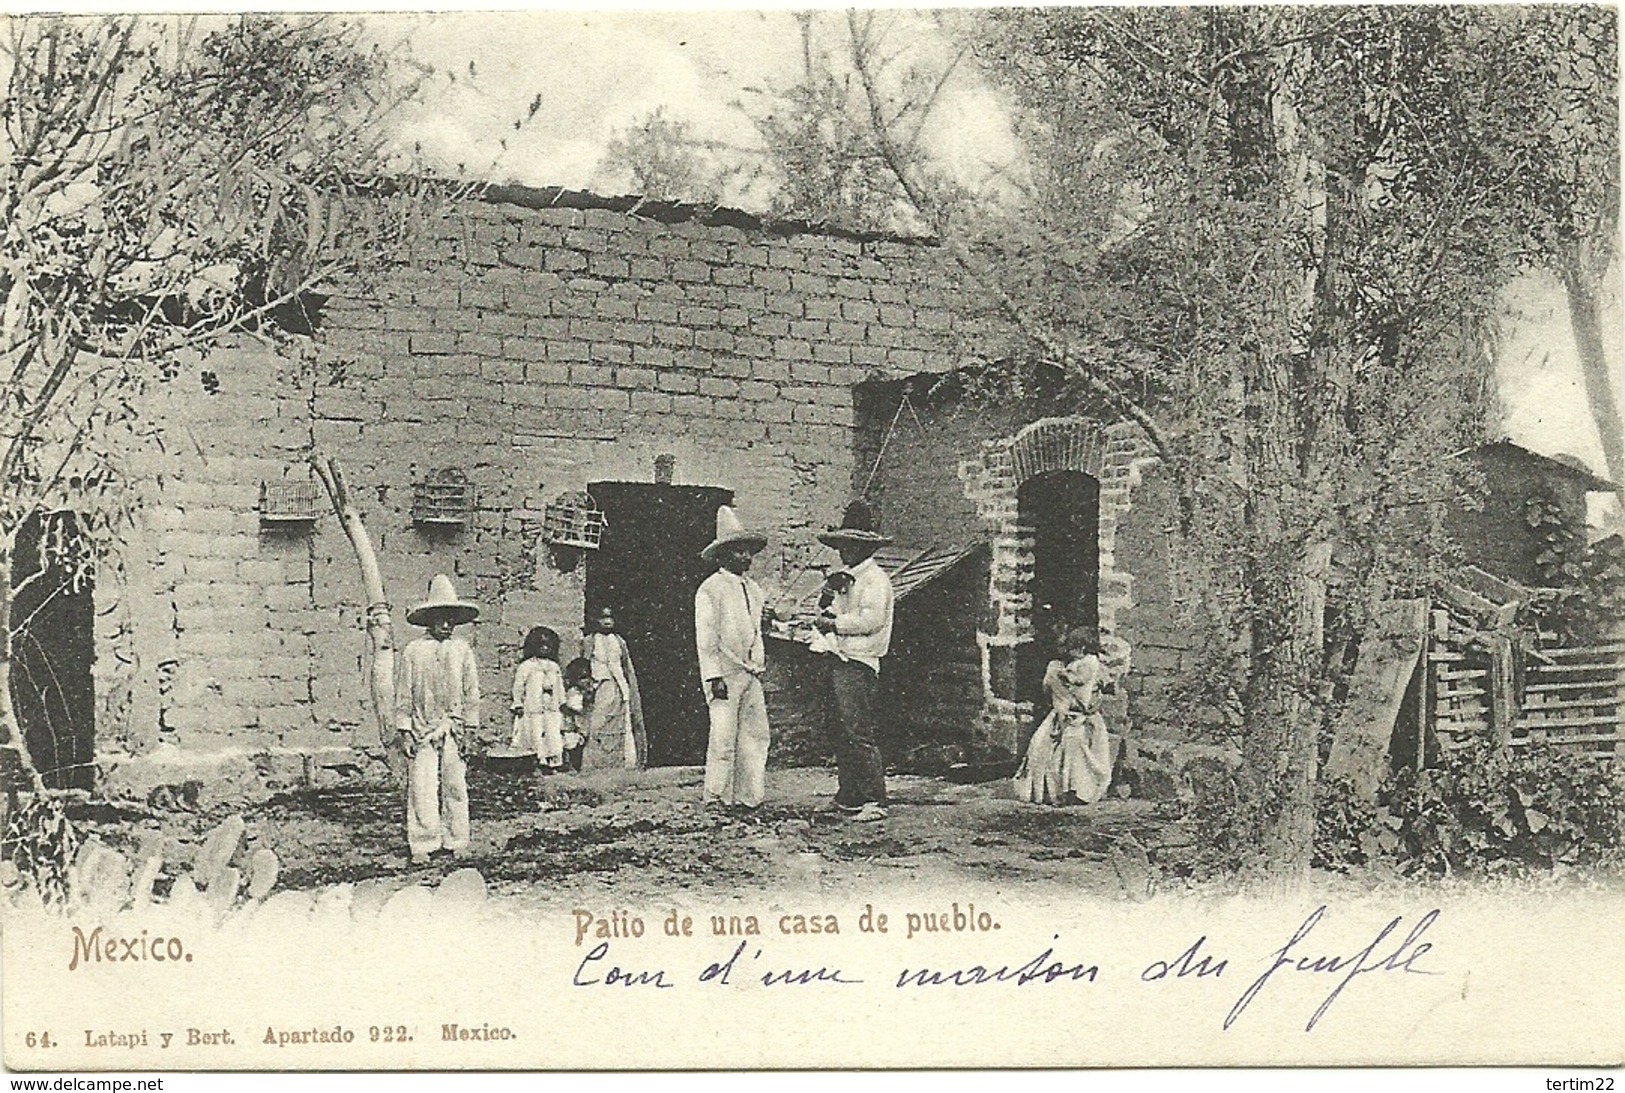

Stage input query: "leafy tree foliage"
[
  {"left": 0, "top": 16, "right": 442, "bottom": 792},
  {"left": 595, "top": 7, "right": 1617, "bottom": 877},
  {"left": 745, "top": 13, "right": 919, "bottom": 232},
  {"left": 1491, "top": 8, "right": 1622, "bottom": 515},
  {"left": 597, "top": 13, "right": 948, "bottom": 233},
  {"left": 598, "top": 106, "right": 727, "bottom": 205},
  {"left": 887, "top": 7, "right": 1617, "bottom": 878}
]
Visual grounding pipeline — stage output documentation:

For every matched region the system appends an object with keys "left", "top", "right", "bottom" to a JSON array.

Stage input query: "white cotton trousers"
[
  {"left": 407, "top": 733, "right": 470, "bottom": 858},
  {"left": 703, "top": 671, "right": 770, "bottom": 807}
]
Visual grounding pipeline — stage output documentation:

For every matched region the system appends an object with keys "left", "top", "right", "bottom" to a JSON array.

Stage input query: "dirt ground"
[{"left": 74, "top": 761, "right": 1191, "bottom": 910}]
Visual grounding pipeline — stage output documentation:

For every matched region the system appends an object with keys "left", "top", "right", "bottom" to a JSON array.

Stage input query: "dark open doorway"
[
  {"left": 1014, "top": 469, "right": 1101, "bottom": 707},
  {"left": 8, "top": 513, "right": 96, "bottom": 791},
  {"left": 586, "top": 482, "right": 733, "bottom": 767}
]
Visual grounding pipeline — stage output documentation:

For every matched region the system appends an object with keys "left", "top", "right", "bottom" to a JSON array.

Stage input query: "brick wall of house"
[
  {"left": 854, "top": 381, "right": 1026, "bottom": 548},
  {"left": 93, "top": 192, "right": 998, "bottom": 788},
  {"left": 958, "top": 418, "right": 1161, "bottom": 754},
  {"left": 98, "top": 342, "right": 335, "bottom": 795},
  {"left": 855, "top": 378, "right": 1173, "bottom": 758},
  {"left": 1109, "top": 464, "right": 1208, "bottom": 740}
]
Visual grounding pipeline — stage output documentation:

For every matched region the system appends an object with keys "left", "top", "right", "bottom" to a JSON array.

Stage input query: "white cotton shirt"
[
  {"left": 829, "top": 555, "right": 894, "bottom": 672},
  {"left": 695, "top": 569, "right": 766, "bottom": 679},
  {"left": 394, "top": 635, "right": 481, "bottom": 739}
]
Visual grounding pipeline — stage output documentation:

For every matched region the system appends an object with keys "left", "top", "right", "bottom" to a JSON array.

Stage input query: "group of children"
[
  {"left": 508, "top": 605, "right": 647, "bottom": 774},
  {"left": 508, "top": 626, "right": 590, "bottom": 772},
  {"left": 395, "top": 575, "right": 647, "bottom": 863}
]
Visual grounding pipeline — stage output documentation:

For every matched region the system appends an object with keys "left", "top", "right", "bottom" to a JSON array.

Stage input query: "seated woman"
[{"left": 1012, "top": 626, "right": 1115, "bottom": 806}]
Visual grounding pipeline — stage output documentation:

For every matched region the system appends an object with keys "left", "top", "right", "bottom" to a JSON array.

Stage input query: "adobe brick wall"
[
  {"left": 96, "top": 342, "right": 340, "bottom": 797},
  {"left": 959, "top": 417, "right": 1161, "bottom": 754},
  {"left": 854, "top": 378, "right": 1175, "bottom": 758},
  {"left": 92, "top": 194, "right": 1001, "bottom": 790},
  {"left": 1108, "top": 463, "right": 1209, "bottom": 739},
  {"left": 855, "top": 384, "right": 1027, "bottom": 547}
]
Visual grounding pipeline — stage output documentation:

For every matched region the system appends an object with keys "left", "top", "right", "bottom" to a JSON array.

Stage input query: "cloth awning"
[{"left": 763, "top": 542, "right": 985, "bottom": 644}]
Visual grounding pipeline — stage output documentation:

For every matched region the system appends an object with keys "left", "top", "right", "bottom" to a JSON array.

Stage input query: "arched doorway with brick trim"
[
  {"left": 1016, "top": 469, "right": 1101, "bottom": 707},
  {"left": 957, "top": 416, "right": 1157, "bottom": 756}
]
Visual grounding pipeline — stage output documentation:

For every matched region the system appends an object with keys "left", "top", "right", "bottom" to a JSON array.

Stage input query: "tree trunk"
[
  {"left": 1240, "top": 336, "right": 1329, "bottom": 885},
  {"left": 311, "top": 457, "right": 400, "bottom": 778},
  {"left": 1241, "top": 536, "right": 1329, "bottom": 886},
  {"left": 0, "top": 542, "right": 48, "bottom": 795},
  {"left": 1561, "top": 262, "right": 1625, "bottom": 521}
]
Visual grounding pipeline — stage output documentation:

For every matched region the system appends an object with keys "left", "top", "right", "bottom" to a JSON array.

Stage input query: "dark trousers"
[{"left": 828, "top": 658, "right": 887, "bottom": 807}]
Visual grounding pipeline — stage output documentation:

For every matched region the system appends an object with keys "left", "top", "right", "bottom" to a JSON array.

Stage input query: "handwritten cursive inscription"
[
  {"left": 896, "top": 938, "right": 1099, "bottom": 988},
  {"left": 699, "top": 941, "right": 860, "bottom": 986},
  {"left": 572, "top": 941, "right": 674, "bottom": 989},
  {"left": 1224, "top": 905, "right": 1441, "bottom": 1032}
]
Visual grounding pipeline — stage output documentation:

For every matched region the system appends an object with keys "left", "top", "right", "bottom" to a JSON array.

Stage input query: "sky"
[
  {"left": 360, "top": 10, "right": 1620, "bottom": 492},
  {"left": 378, "top": 10, "right": 1018, "bottom": 198}
]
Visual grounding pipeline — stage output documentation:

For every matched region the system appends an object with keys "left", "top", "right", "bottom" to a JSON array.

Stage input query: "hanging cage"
[
  {"left": 412, "top": 468, "right": 474, "bottom": 528},
  {"left": 259, "top": 476, "right": 322, "bottom": 526},
  {"left": 543, "top": 490, "right": 606, "bottom": 550}
]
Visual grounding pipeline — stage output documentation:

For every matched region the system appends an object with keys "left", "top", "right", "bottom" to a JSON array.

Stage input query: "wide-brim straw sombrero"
[
  {"left": 817, "top": 499, "right": 892, "bottom": 548},
  {"left": 701, "top": 505, "right": 767, "bottom": 562},
  {"left": 406, "top": 573, "right": 480, "bottom": 626}
]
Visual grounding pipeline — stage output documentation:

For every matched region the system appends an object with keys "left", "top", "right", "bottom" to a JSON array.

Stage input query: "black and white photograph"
[{"left": 0, "top": 4, "right": 1621, "bottom": 1076}]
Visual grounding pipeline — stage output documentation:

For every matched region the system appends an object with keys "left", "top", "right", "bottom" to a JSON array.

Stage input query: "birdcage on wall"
[
  {"left": 543, "top": 490, "right": 606, "bottom": 551},
  {"left": 259, "top": 475, "right": 321, "bottom": 527},
  {"left": 412, "top": 468, "right": 474, "bottom": 528}
]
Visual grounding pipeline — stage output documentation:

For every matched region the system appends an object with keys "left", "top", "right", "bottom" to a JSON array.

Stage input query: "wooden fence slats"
[
  {"left": 1427, "top": 615, "right": 1623, "bottom": 757},
  {"left": 1536, "top": 642, "right": 1625, "bottom": 659},
  {"left": 1525, "top": 679, "right": 1625, "bottom": 694},
  {"left": 1519, "top": 697, "right": 1621, "bottom": 713},
  {"left": 1522, "top": 662, "right": 1625, "bottom": 676},
  {"left": 1514, "top": 715, "right": 1624, "bottom": 731}
]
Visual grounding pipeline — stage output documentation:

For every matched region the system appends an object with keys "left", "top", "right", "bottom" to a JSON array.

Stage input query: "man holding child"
[{"left": 812, "top": 500, "right": 896, "bottom": 823}]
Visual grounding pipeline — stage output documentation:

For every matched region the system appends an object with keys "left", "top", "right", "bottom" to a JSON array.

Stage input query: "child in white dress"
[
  {"left": 511, "top": 626, "right": 566, "bottom": 770},
  {"left": 1013, "top": 626, "right": 1116, "bottom": 806}
]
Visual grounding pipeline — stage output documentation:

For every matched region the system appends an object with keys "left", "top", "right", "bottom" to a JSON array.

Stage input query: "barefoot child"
[
  {"left": 395, "top": 574, "right": 481, "bottom": 863},
  {"left": 511, "top": 626, "right": 566, "bottom": 770}
]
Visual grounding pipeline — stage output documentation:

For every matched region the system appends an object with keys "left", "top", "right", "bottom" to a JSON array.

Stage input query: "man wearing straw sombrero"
[
  {"left": 395, "top": 574, "right": 482, "bottom": 863},
  {"left": 812, "top": 500, "right": 895, "bottom": 822},
  {"left": 695, "top": 506, "right": 772, "bottom": 811}
]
